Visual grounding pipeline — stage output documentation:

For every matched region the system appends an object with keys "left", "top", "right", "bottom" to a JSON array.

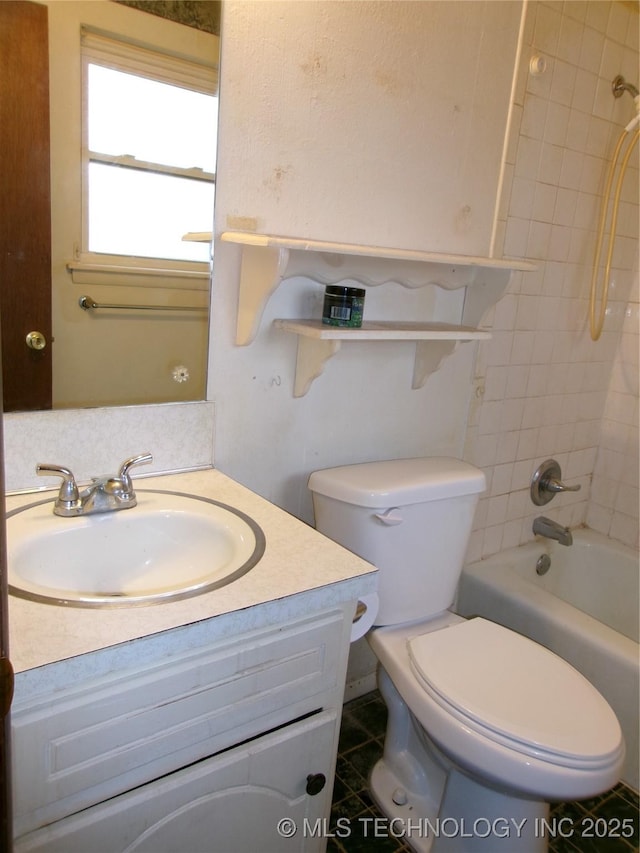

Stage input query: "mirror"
[{"left": 0, "top": 0, "right": 220, "bottom": 412}]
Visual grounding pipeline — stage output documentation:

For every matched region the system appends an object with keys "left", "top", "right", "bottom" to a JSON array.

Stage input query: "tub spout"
[{"left": 532, "top": 516, "right": 573, "bottom": 546}]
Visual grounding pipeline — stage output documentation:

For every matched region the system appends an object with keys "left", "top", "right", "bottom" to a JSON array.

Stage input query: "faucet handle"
[
  {"left": 530, "top": 459, "right": 581, "bottom": 506},
  {"left": 117, "top": 453, "right": 153, "bottom": 494},
  {"left": 36, "top": 463, "right": 80, "bottom": 510},
  {"left": 544, "top": 478, "right": 581, "bottom": 494}
]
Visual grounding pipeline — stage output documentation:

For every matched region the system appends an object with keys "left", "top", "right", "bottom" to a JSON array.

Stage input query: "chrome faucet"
[
  {"left": 36, "top": 453, "right": 153, "bottom": 517},
  {"left": 530, "top": 459, "right": 581, "bottom": 506},
  {"left": 532, "top": 516, "right": 573, "bottom": 546}
]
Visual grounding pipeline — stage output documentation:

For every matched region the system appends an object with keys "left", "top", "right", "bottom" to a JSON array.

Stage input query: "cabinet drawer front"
[{"left": 13, "top": 608, "right": 349, "bottom": 836}]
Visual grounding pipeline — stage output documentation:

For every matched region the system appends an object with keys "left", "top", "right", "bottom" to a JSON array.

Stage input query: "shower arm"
[
  {"left": 612, "top": 75, "right": 640, "bottom": 131},
  {"left": 612, "top": 75, "right": 639, "bottom": 100}
]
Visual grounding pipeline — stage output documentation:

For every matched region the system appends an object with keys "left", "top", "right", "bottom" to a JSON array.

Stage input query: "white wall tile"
[{"left": 463, "top": 0, "right": 638, "bottom": 557}]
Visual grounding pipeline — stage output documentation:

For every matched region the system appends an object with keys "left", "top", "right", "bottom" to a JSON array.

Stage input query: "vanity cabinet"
[{"left": 12, "top": 604, "right": 354, "bottom": 852}]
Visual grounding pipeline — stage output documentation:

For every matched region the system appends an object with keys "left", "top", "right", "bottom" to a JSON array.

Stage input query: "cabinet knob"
[{"left": 306, "top": 773, "right": 326, "bottom": 796}]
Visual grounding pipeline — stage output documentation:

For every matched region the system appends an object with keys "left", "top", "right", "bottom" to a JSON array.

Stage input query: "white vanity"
[{"left": 8, "top": 468, "right": 376, "bottom": 852}]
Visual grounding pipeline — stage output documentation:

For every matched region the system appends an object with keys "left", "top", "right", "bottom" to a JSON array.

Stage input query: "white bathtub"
[{"left": 457, "top": 529, "right": 639, "bottom": 791}]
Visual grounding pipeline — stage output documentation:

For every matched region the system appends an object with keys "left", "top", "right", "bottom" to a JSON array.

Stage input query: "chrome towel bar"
[{"left": 79, "top": 295, "right": 207, "bottom": 313}]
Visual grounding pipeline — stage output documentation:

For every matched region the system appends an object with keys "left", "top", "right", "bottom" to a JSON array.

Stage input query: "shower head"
[{"left": 612, "top": 74, "right": 639, "bottom": 100}]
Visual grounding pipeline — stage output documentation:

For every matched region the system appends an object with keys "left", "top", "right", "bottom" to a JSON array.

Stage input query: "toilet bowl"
[
  {"left": 372, "top": 614, "right": 623, "bottom": 795},
  {"left": 308, "top": 458, "right": 625, "bottom": 853}
]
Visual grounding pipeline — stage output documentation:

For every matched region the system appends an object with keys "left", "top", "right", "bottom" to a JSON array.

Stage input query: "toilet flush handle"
[{"left": 374, "top": 508, "right": 403, "bottom": 525}]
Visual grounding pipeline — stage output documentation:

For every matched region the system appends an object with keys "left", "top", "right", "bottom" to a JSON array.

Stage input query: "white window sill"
[{"left": 67, "top": 256, "right": 210, "bottom": 291}]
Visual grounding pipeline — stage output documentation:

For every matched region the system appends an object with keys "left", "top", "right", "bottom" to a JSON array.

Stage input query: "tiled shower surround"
[{"left": 465, "top": 0, "right": 639, "bottom": 561}]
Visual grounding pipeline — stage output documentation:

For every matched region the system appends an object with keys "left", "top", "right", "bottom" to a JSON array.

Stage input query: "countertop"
[{"left": 7, "top": 468, "right": 377, "bottom": 680}]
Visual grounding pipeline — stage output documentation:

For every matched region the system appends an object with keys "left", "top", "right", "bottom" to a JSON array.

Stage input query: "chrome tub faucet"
[
  {"left": 532, "top": 516, "right": 573, "bottom": 546},
  {"left": 36, "top": 453, "right": 153, "bottom": 517}
]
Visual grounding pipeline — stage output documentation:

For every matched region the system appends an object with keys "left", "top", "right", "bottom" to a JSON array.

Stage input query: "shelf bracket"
[
  {"left": 293, "top": 336, "right": 341, "bottom": 397},
  {"left": 236, "top": 245, "right": 290, "bottom": 345},
  {"left": 461, "top": 269, "right": 511, "bottom": 328},
  {"left": 413, "top": 340, "right": 460, "bottom": 388}
]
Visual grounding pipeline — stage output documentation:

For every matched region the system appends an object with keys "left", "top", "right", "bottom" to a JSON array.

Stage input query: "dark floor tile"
[
  {"left": 578, "top": 789, "right": 620, "bottom": 813},
  {"left": 590, "top": 790, "right": 640, "bottom": 849},
  {"left": 550, "top": 799, "right": 589, "bottom": 822},
  {"left": 346, "top": 692, "right": 380, "bottom": 710},
  {"left": 331, "top": 773, "right": 353, "bottom": 805},
  {"left": 343, "top": 738, "right": 384, "bottom": 784},
  {"left": 336, "top": 812, "right": 407, "bottom": 853},
  {"left": 617, "top": 784, "right": 640, "bottom": 811},
  {"left": 549, "top": 834, "right": 584, "bottom": 853},
  {"left": 335, "top": 752, "right": 370, "bottom": 796},
  {"left": 355, "top": 787, "right": 377, "bottom": 812},
  {"left": 338, "top": 712, "right": 373, "bottom": 754},
  {"left": 331, "top": 792, "right": 370, "bottom": 827},
  {"left": 350, "top": 696, "right": 387, "bottom": 739}
]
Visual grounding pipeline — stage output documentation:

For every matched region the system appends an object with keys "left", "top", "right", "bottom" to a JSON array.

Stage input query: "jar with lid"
[{"left": 322, "top": 285, "right": 365, "bottom": 328}]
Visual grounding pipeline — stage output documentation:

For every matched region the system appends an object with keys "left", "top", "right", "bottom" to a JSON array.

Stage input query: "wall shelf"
[
  {"left": 221, "top": 231, "right": 536, "bottom": 345},
  {"left": 221, "top": 231, "right": 535, "bottom": 395},
  {"left": 274, "top": 320, "right": 491, "bottom": 397}
]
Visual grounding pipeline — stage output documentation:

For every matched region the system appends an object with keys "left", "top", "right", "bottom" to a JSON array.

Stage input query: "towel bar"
[{"left": 79, "top": 296, "right": 207, "bottom": 313}]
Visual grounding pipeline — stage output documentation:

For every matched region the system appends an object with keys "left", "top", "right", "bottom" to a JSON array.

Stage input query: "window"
[{"left": 80, "top": 30, "right": 217, "bottom": 272}]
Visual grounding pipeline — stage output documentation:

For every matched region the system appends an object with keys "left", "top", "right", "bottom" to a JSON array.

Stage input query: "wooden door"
[
  {"left": 0, "top": 332, "right": 14, "bottom": 849},
  {"left": 0, "top": 1, "right": 52, "bottom": 411}
]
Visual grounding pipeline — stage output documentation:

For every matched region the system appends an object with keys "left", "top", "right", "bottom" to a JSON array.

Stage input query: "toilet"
[{"left": 308, "top": 458, "right": 624, "bottom": 853}]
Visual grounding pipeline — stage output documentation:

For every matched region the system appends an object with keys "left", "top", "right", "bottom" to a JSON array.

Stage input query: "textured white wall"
[
  {"left": 215, "top": 0, "right": 521, "bottom": 254},
  {"left": 210, "top": 1, "right": 523, "bottom": 523}
]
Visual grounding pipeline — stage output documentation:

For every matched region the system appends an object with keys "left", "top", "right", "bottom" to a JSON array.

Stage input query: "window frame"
[{"left": 68, "top": 27, "right": 218, "bottom": 290}]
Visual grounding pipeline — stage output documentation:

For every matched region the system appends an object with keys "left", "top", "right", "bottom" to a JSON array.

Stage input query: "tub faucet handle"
[
  {"left": 530, "top": 459, "right": 581, "bottom": 506},
  {"left": 545, "top": 478, "right": 581, "bottom": 494}
]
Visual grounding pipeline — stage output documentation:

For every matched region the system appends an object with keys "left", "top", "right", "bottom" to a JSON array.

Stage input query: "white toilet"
[{"left": 308, "top": 457, "right": 624, "bottom": 853}]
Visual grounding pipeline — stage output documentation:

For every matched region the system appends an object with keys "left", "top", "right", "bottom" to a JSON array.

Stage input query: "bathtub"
[{"left": 457, "top": 529, "right": 639, "bottom": 791}]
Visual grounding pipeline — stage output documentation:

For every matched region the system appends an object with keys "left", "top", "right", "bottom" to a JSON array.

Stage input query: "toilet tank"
[{"left": 308, "top": 458, "right": 485, "bottom": 626}]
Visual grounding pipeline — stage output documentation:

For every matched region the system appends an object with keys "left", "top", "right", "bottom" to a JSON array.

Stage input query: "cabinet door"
[
  {"left": 16, "top": 710, "right": 338, "bottom": 853},
  {"left": 13, "top": 608, "right": 346, "bottom": 838}
]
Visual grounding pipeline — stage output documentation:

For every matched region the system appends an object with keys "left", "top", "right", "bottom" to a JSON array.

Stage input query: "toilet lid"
[{"left": 408, "top": 618, "right": 621, "bottom": 763}]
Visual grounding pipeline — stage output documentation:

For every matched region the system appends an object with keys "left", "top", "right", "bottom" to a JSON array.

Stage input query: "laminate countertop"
[{"left": 6, "top": 468, "right": 377, "bottom": 693}]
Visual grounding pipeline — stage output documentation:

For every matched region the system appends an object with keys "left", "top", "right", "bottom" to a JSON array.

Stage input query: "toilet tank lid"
[{"left": 308, "top": 457, "right": 485, "bottom": 508}]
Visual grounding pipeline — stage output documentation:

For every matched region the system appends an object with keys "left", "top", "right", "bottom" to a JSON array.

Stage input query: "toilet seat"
[{"left": 407, "top": 618, "right": 622, "bottom": 769}]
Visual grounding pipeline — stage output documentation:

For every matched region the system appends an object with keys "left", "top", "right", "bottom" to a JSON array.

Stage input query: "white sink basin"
[{"left": 7, "top": 490, "right": 265, "bottom": 607}]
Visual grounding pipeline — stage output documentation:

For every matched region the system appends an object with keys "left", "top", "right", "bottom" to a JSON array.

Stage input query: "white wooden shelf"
[
  {"left": 221, "top": 231, "right": 535, "bottom": 269},
  {"left": 221, "top": 231, "right": 536, "bottom": 346},
  {"left": 274, "top": 320, "right": 491, "bottom": 396},
  {"left": 221, "top": 231, "right": 536, "bottom": 395}
]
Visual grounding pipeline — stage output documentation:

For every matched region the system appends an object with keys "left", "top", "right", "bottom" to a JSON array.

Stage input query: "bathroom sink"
[{"left": 7, "top": 490, "right": 265, "bottom": 607}]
